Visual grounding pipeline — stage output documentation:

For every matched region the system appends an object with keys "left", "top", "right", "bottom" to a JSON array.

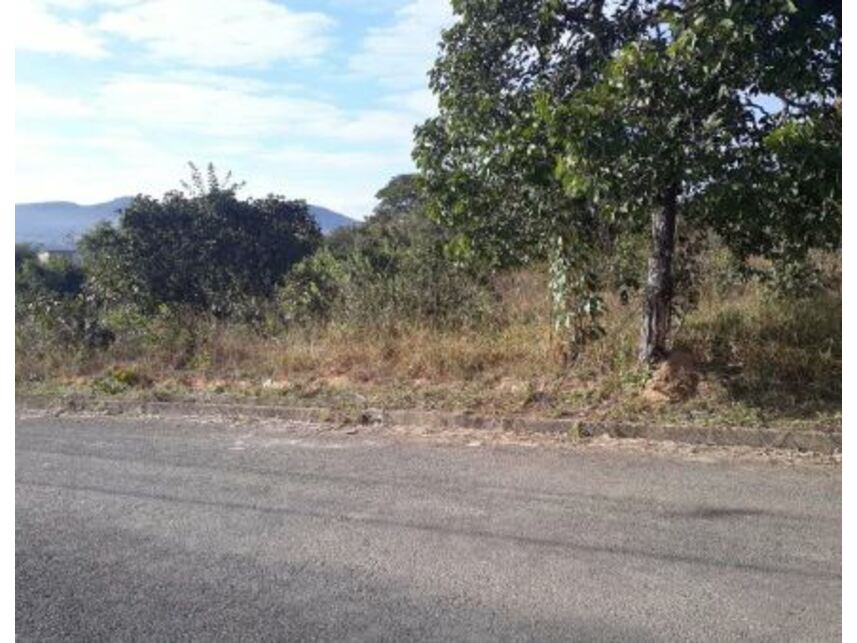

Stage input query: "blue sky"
[{"left": 16, "top": 0, "right": 454, "bottom": 219}]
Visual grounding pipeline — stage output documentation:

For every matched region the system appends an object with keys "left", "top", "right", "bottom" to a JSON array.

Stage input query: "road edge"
[{"left": 16, "top": 394, "right": 841, "bottom": 455}]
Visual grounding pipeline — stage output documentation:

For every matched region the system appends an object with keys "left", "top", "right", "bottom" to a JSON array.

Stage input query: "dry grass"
[{"left": 16, "top": 263, "right": 841, "bottom": 430}]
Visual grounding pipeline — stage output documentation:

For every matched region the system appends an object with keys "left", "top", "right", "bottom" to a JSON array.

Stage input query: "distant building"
[{"left": 36, "top": 249, "right": 79, "bottom": 265}]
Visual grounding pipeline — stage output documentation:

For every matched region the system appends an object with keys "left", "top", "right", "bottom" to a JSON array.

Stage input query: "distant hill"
[
  {"left": 15, "top": 197, "right": 358, "bottom": 249},
  {"left": 15, "top": 197, "right": 134, "bottom": 250},
  {"left": 308, "top": 204, "right": 359, "bottom": 235}
]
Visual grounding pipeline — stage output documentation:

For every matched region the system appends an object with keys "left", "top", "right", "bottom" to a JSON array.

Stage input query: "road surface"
[{"left": 16, "top": 413, "right": 841, "bottom": 641}]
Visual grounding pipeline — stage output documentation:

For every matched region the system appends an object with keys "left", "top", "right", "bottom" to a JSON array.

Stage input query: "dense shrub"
[
  {"left": 280, "top": 175, "right": 499, "bottom": 329},
  {"left": 79, "top": 184, "right": 321, "bottom": 318},
  {"left": 278, "top": 249, "right": 347, "bottom": 324},
  {"left": 15, "top": 247, "right": 85, "bottom": 305},
  {"left": 15, "top": 247, "right": 113, "bottom": 351}
]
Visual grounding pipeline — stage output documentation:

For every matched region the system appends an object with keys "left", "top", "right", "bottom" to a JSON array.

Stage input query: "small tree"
[{"left": 80, "top": 164, "right": 322, "bottom": 317}]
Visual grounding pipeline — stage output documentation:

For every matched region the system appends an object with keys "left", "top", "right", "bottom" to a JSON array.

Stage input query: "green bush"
[
  {"left": 15, "top": 250, "right": 85, "bottom": 306},
  {"left": 15, "top": 249, "right": 113, "bottom": 350},
  {"left": 279, "top": 249, "right": 347, "bottom": 324},
  {"left": 279, "top": 243, "right": 499, "bottom": 330},
  {"left": 764, "top": 253, "right": 837, "bottom": 300},
  {"left": 79, "top": 169, "right": 321, "bottom": 318},
  {"left": 677, "top": 283, "right": 841, "bottom": 406},
  {"left": 92, "top": 365, "right": 149, "bottom": 394},
  {"left": 279, "top": 175, "right": 500, "bottom": 330}
]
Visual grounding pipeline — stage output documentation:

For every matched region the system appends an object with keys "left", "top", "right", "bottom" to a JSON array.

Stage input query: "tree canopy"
[
  {"left": 80, "top": 168, "right": 321, "bottom": 317},
  {"left": 414, "top": 0, "right": 841, "bottom": 360},
  {"left": 548, "top": 0, "right": 841, "bottom": 258}
]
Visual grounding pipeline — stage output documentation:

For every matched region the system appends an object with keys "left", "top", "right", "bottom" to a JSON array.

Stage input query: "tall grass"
[{"left": 16, "top": 253, "right": 841, "bottom": 426}]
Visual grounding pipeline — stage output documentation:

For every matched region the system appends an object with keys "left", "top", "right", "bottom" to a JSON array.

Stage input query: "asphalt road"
[{"left": 16, "top": 414, "right": 841, "bottom": 642}]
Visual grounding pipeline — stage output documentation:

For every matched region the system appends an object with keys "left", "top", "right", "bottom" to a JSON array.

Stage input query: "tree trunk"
[{"left": 639, "top": 186, "right": 678, "bottom": 363}]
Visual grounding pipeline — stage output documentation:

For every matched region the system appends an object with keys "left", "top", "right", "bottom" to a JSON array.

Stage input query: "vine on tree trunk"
[{"left": 549, "top": 235, "right": 605, "bottom": 365}]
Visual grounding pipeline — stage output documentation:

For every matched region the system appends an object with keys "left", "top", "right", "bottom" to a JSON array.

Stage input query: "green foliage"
[
  {"left": 279, "top": 249, "right": 347, "bottom": 324},
  {"left": 14, "top": 246, "right": 112, "bottom": 349},
  {"left": 93, "top": 366, "right": 149, "bottom": 395},
  {"left": 764, "top": 253, "right": 835, "bottom": 300},
  {"left": 180, "top": 161, "right": 246, "bottom": 197},
  {"left": 550, "top": 0, "right": 840, "bottom": 258},
  {"left": 17, "top": 295, "right": 114, "bottom": 350},
  {"left": 548, "top": 235, "right": 605, "bottom": 360},
  {"left": 705, "top": 106, "right": 841, "bottom": 263},
  {"left": 15, "top": 250, "right": 85, "bottom": 304},
  {"left": 15, "top": 244, "right": 38, "bottom": 271},
  {"left": 280, "top": 174, "right": 498, "bottom": 329},
  {"left": 413, "top": 2, "right": 650, "bottom": 351},
  {"left": 417, "top": 0, "right": 840, "bottom": 357},
  {"left": 414, "top": 0, "right": 634, "bottom": 269},
  {"left": 79, "top": 165, "right": 322, "bottom": 318},
  {"left": 371, "top": 174, "right": 424, "bottom": 224},
  {"left": 604, "top": 233, "right": 648, "bottom": 305}
]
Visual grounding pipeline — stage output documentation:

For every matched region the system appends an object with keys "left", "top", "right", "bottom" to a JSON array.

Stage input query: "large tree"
[
  {"left": 414, "top": 0, "right": 654, "bottom": 353},
  {"left": 550, "top": 0, "right": 840, "bottom": 360},
  {"left": 415, "top": 0, "right": 840, "bottom": 362},
  {"left": 414, "top": 0, "right": 646, "bottom": 266}
]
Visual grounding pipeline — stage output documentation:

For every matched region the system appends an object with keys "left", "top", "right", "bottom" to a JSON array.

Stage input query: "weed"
[{"left": 16, "top": 251, "right": 840, "bottom": 429}]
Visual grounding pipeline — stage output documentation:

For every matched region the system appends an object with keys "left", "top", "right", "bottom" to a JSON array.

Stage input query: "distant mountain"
[
  {"left": 15, "top": 197, "right": 358, "bottom": 249},
  {"left": 307, "top": 204, "right": 358, "bottom": 235},
  {"left": 15, "top": 197, "right": 134, "bottom": 250}
]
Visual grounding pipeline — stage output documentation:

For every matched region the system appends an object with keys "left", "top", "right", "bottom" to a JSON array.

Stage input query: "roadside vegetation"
[
  {"left": 15, "top": 169, "right": 840, "bottom": 428},
  {"left": 16, "top": 1, "right": 840, "bottom": 430}
]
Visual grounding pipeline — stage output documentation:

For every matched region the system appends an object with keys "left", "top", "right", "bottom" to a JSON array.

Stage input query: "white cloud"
[
  {"left": 14, "top": 2, "right": 445, "bottom": 215},
  {"left": 41, "top": 1, "right": 136, "bottom": 7},
  {"left": 40, "top": 0, "right": 136, "bottom": 8},
  {"left": 252, "top": 145, "right": 412, "bottom": 214},
  {"left": 16, "top": 0, "right": 106, "bottom": 58},
  {"left": 16, "top": 126, "right": 187, "bottom": 203},
  {"left": 16, "top": 70, "right": 425, "bottom": 151},
  {"left": 97, "top": 0, "right": 334, "bottom": 68},
  {"left": 96, "top": 74, "right": 338, "bottom": 138},
  {"left": 331, "top": 110, "right": 415, "bottom": 144},
  {"left": 15, "top": 73, "right": 422, "bottom": 216},
  {"left": 323, "top": 0, "right": 404, "bottom": 13},
  {"left": 88, "top": 73, "right": 422, "bottom": 144},
  {"left": 259, "top": 146, "right": 402, "bottom": 173},
  {"left": 382, "top": 88, "right": 438, "bottom": 118},
  {"left": 349, "top": 0, "right": 453, "bottom": 88},
  {"left": 16, "top": 84, "right": 92, "bottom": 118},
  {"left": 15, "top": 125, "right": 399, "bottom": 217}
]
